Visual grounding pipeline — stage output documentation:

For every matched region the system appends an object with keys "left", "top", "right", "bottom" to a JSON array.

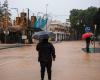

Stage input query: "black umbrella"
[{"left": 32, "top": 31, "right": 55, "bottom": 40}]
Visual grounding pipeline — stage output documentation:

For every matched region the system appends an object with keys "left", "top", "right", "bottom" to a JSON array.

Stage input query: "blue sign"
[{"left": 85, "top": 27, "right": 91, "bottom": 32}]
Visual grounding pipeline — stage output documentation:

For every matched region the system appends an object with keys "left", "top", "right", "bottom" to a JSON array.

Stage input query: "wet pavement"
[
  {"left": 0, "top": 44, "right": 33, "bottom": 50},
  {"left": 0, "top": 41, "right": 100, "bottom": 80}
]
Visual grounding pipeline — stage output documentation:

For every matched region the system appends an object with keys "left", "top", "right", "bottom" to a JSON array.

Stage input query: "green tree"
[
  {"left": 1, "top": 0, "right": 12, "bottom": 28},
  {"left": 0, "top": 3, "right": 3, "bottom": 27},
  {"left": 70, "top": 6, "right": 98, "bottom": 40}
]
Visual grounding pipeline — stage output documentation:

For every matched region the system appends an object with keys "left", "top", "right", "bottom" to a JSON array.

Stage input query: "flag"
[
  {"left": 34, "top": 16, "right": 48, "bottom": 29},
  {"left": 41, "top": 17, "right": 48, "bottom": 29},
  {"left": 34, "top": 17, "right": 41, "bottom": 28}
]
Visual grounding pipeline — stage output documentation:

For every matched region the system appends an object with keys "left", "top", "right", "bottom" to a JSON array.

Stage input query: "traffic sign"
[{"left": 85, "top": 26, "right": 91, "bottom": 32}]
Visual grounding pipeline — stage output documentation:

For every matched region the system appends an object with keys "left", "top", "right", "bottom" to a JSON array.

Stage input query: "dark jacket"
[
  {"left": 86, "top": 37, "right": 91, "bottom": 44},
  {"left": 36, "top": 39, "right": 56, "bottom": 62}
]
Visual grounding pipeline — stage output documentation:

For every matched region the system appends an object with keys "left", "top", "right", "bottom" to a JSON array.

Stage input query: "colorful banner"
[{"left": 33, "top": 16, "right": 48, "bottom": 29}]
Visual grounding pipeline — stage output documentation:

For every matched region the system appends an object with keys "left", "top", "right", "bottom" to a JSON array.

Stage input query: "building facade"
[{"left": 48, "top": 20, "right": 71, "bottom": 42}]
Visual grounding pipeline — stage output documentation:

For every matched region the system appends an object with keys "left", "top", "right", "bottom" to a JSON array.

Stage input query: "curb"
[{"left": 0, "top": 44, "right": 32, "bottom": 50}]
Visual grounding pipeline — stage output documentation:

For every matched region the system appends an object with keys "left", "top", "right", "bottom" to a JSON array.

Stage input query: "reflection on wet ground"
[
  {"left": 0, "top": 41, "right": 100, "bottom": 80},
  {"left": 82, "top": 48, "right": 100, "bottom": 53}
]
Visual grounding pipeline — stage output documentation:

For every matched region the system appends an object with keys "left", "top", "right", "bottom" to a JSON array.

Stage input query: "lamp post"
[
  {"left": 45, "top": 4, "right": 48, "bottom": 31},
  {"left": 76, "top": 20, "right": 80, "bottom": 40},
  {"left": 94, "top": 24, "right": 97, "bottom": 53},
  {"left": 26, "top": 8, "right": 29, "bottom": 28},
  {"left": 26, "top": 8, "right": 33, "bottom": 44}
]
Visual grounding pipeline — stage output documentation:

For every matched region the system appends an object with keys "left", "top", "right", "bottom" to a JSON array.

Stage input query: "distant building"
[
  {"left": 0, "top": 0, "right": 32, "bottom": 43},
  {"left": 48, "top": 20, "right": 71, "bottom": 41}
]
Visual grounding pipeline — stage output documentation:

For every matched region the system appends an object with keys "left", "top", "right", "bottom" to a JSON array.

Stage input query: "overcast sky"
[{"left": 1, "top": 0, "right": 100, "bottom": 22}]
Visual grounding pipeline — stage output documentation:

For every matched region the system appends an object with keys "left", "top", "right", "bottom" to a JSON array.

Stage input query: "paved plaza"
[{"left": 0, "top": 41, "right": 100, "bottom": 80}]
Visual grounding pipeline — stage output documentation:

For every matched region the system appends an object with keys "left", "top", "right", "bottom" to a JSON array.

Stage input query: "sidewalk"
[
  {"left": 0, "top": 41, "right": 99, "bottom": 50},
  {"left": 0, "top": 41, "right": 57, "bottom": 50},
  {"left": 0, "top": 44, "right": 33, "bottom": 50}
]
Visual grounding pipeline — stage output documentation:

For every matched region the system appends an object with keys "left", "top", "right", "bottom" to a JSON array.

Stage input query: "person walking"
[
  {"left": 36, "top": 38, "right": 56, "bottom": 80},
  {"left": 85, "top": 36, "right": 93, "bottom": 53}
]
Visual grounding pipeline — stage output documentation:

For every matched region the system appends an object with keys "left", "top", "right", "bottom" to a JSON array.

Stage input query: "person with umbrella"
[
  {"left": 35, "top": 32, "right": 56, "bottom": 80},
  {"left": 82, "top": 32, "right": 93, "bottom": 53}
]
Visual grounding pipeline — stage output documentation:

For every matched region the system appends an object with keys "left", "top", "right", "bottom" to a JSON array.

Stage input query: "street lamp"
[
  {"left": 76, "top": 20, "right": 80, "bottom": 40},
  {"left": 26, "top": 8, "right": 33, "bottom": 44},
  {"left": 26, "top": 8, "right": 30, "bottom": 28},
  {"left": 45, "top": 4, "right": 48, "bottom": 31},
  {"left": 94, "top": 24, "right": 97, "bottom": 53}
]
